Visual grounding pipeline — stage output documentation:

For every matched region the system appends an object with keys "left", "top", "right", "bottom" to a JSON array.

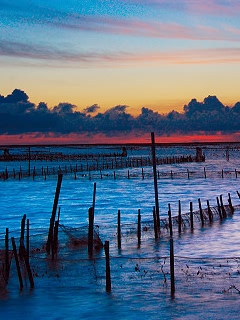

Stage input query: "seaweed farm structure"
[
  {"left": 1, "top": 138, "right": 240, "bottom": 319},
  {"left": 1, "top": 172, "right": 240, "bottom": 298},
  {"left": 0, "top": 144, "right": 205, "bottom": 180}
]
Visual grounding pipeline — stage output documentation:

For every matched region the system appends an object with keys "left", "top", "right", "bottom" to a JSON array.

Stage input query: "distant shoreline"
[{"left": 0, "top": 140, "right": 239, "bottom": 149}]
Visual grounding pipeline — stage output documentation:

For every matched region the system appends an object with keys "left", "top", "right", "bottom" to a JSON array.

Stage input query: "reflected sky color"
[{"left": 1, "top": 0, "right": 240, "bottom": 116}]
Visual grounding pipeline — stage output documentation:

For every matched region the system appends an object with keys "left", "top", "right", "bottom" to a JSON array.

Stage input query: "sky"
[{"left": 1, "top": 0, "right": 240, "bottom": 144}]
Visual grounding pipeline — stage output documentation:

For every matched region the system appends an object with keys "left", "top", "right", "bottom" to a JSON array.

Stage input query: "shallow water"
[{"left": 1, "top": 143, "right": 240, "bottom": 319}]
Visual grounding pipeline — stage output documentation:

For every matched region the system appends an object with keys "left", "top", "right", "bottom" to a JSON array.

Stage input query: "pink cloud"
[
  {"left": 122, "top": 0, "right": 240, "bottom": 16},
  {"left": 1, "top": 41, "right": 240, "bottom": 67}
]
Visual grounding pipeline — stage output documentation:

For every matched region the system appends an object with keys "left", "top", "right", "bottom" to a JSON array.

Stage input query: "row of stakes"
[
  {"left": 1, "top": 166, "right": 240, "bottom": 181},
  {"left": 2, "top": 175, "right": 238, "bottom": 298}
]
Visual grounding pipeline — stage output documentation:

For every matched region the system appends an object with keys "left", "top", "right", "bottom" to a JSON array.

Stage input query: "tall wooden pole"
[
  {"left": 104, "top": 241, "right": 111, "bottom": 292},
  {"left": 88, "top": 207, "right": 94, "bottom": 256},
  {"left": 46, "top": 173, "right": 63, "bottom": 254},
  {"left": 151, "top": 132, "right": 160, "bottom": 233}
]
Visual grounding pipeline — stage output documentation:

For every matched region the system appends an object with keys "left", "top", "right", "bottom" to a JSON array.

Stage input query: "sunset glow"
[{"left": 1, "top": 1, "right": 240, "bottom": 143}]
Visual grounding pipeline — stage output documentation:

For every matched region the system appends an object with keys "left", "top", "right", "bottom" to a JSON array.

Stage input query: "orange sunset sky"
[{"left": 1, "top": 1, "right": 240, "bottom": 144}]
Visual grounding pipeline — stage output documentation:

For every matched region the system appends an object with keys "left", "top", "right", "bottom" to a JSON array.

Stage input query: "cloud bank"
[{"left": 1, "top": 89, "right": 240, "bottom": 140}]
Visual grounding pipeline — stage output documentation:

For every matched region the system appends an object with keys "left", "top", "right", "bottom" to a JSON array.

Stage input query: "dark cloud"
[
  {"left": 1, "top": 89, "right": 240, "bottom": 137},
  {"left": 84, "top": 104, "right": 100, "bottom": 114}
]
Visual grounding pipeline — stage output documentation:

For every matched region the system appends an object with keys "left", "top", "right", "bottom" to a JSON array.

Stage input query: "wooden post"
[
  {"left": 170, "top": 238, "right": 175, "bottom": 298},
  {"left": 5, "top": 228, "right": 10, "bottom": 283},
  {"left": 235, "top": 169, "right": 238, "bottom": 179},
  {"left": 228, "top": 193, "right": 234, "bottom": 214},
  {"left": 104, "top": 241, "right": 111, "bottom": 292},
  {"left": 190, "top": 202, "right": 194, "bottom": 231},
  {"left": 207, "top": 200, "right": 213, "bottom": 223},
  {"left": 153, "top": 206, "right": 158, "bottom": 239},
  {"left": 46, "top": 173, "right": 63, "bottom": 254},
  {"left": 204, "top": 167, "right": 207, "bottom": 179},
  {"left": 11, "top": 237, "right": 23, "bottom": 290},
  {"left": 151, "top": 132, "right": 160, "bottom": 234},
  {"left": 117, "top": 210, "right": 121, "bottom": 249},
  {"left": 19, "top": 214, "right": 26, "bottom": 260},
  {"left": 23, "top": 244, "right": 34, "bottom": 288},
  {"left": 137, "top": 209, "right": 141, "bottom": 247},
  {"left": 222, "top": 169, "right": 224, "bottom": 179},
  {"left": 88, "top": 207, "right": 94, "bottom": 256},
  {"left": 216, "top": 197, "right": 222, "bottom": 220},
  {"left": 92, "top": 182, "right": 97, "bottom": 215},
  {"left": 52, "top": 220, "right": 59, "bottom": 260},
  {"left": 142, "top": 168, "right": 144, "bottom": 179},
  {"left": 168, "top": 203, "right": 173, "bottom": 237},
  {"left": 178, "top": 200, "right": 182, "bottom": 234},
  {"left": 198, "top": 198, "right": 204, "bottom": 227},
  {"left": 220, "top": 195, "right": 227, "bottom": 218}
]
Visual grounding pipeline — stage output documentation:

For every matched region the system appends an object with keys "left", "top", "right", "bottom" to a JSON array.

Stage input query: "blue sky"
[{"left": 1, "top": 0, "right": 240, "bottom": 117}]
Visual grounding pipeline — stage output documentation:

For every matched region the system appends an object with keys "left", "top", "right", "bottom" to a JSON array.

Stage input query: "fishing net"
[{"left": 58, "top": 224, "right": 103, "bottom": 250}]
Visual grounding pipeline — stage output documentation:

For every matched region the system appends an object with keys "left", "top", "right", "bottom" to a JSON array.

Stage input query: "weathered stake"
[
  {"left": 168, "top": 203, "right": 173, "bottom": 237},
  {"left": 198, "top": 198, "right": 204, "bottom": 227},
  {"left": 88, "top": 207, "right": 94, "bottom": 256},
  {"left": 207, "top": 200, "right": 213, "bottom": 223},
  {"left": 104, "top": 241, "right": 111, "bottom": 293},
  {"left": 153, "top": 206, "right": 158, "bottom": 239},
  {"left": 216, "top": 197, "right": 223, "bottom": 220},
  {"left": 228, "top": 193, "right": 234, "bottom": 214},
  {"left": 190, "top": 202, "right": 194, "bottom": 231},
  {"left": 137, "top": 209, "right": 141, "bottom": 247},
  {"left": 11, "top": 237, "right": 23, "bottom": 290},
  {"left": 46, "top": 173, "right": 63, "bottom": 254},
  {"left": 117, "top": 209, "right": 121, "bottom": 249},
  {"left": 178, "top": 200, "right": 182, "bottom": 233},
  {"left": 220, "top": 195, "right": 227, "bottom": 218},
  {"left": 170, "top": 238, "right": 175, "bottom": 298}
]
